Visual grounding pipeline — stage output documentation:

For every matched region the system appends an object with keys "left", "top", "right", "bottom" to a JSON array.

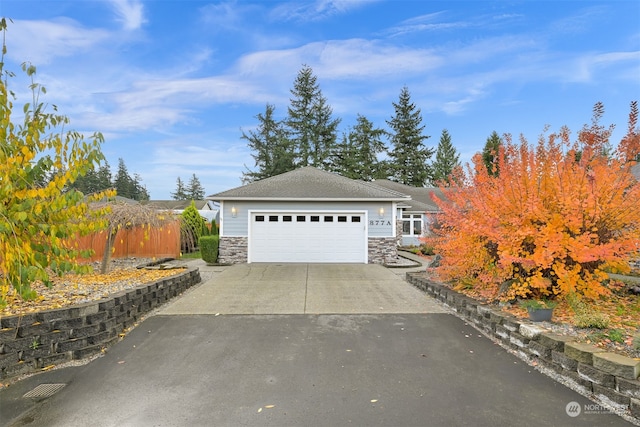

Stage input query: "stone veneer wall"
[
  {"left": 0, "top": 268, "right": 200, "bottom": 381},
  {"left": 368, "top": 237, "right": 398, "bottom": 264},
  {"left": 218, "top": 236, "right": 248, "bottom": 264},
  {"left": 406, "top": 272, "right": 640, "bottom": 422}
]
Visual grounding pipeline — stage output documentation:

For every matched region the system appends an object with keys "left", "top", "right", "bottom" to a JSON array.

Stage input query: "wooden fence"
[{"left": 72, "top": 220, "right": 181, "bottom": 261}]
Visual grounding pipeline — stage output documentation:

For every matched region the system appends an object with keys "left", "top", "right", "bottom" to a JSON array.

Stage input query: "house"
[
  {"left": 371, "top": 180, "right": 444, "bottom": 246},
  {"left": 207, "top": 167, "right": 411, "bottom": 264},
  {"left": 141, "top": 199, "right": 219, "bottom": 223}
]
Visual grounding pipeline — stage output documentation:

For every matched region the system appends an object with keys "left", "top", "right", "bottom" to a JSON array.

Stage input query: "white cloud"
[
  {"left": 270, "top": 0, "right": 379, "bottom": 22},
  {"left": 4, "top": 18, "right": 109, "bottom": 64},
  {"left": 108, "top": 0, "right": 146, "bottom": 31}
]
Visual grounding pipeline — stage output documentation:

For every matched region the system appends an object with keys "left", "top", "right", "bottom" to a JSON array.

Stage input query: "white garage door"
[{"left": 249, "top": 212, "right": 367, "bottom": 263}]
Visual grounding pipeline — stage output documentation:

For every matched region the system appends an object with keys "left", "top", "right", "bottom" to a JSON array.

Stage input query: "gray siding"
[{"left": 220, "top": 201, "right": 396, "bottom": 238}]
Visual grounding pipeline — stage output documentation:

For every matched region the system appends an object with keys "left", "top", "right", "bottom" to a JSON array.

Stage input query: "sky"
[{"left": 1, "top": 0, "right": 639, "bottom": 199}]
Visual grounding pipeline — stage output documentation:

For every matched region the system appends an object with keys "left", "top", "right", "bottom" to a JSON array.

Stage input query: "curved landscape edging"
[
  {"left": 406, "top": 272, "right": 640, "bottom": 423},
  {"left": 0, "top": 267, "right": 201, "bottom": 381}
]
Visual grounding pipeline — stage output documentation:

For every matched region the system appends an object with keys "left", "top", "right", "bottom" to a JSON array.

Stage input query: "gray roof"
[
  {"left": 141, "top": 200, "right": 212, "bottom": 210},
  {"left": 371, "top": 179, "right": 444, "bottom": 212},
  {"left": 208, "top": 167, "right": 411, "bottom": 201}
]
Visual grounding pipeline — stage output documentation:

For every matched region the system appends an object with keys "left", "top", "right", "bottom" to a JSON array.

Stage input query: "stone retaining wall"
[
  {"left": 0, "top": 267, "right": 200, "bottom": 381},
  {"left": 406, "top": 273, "right": 640, "bottom": 422}
]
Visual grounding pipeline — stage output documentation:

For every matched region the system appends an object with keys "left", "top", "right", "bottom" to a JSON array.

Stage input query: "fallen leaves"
[{"left": 1, "top": 263, "right": 186, "bottom": 317}]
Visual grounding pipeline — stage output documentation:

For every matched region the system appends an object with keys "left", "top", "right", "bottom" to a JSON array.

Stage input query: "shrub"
[
  {"left": 181, "top": 201, "right": 207, "bottom": 253},
  {"left": 568, "top": 293, "right": 610, "bottom": 329},
  {"left": 430, "top": 102, "right": 640, "bottom": 301},
  {"left": 419, "top": 243, "right": 435, "bottom": 256},
  {"left": 200, "top": 235, "right": 219, "bottom": 264}
]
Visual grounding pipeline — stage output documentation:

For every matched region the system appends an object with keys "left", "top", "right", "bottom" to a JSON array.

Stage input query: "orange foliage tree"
[{"left": 430, "top": 102, "right": 640, "bottom": 301}]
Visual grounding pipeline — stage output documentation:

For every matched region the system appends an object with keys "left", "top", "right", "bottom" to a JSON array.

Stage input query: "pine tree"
[
  {"left": 113, "top": 158, "right": 148, "bottom": 201},
  {"left": 131, "top": 173, "right": 150, "bottom": 201},
  {"left": 186, "top": 173, "right": 205, "bottom": 200},
  {"left": 386, "top": 86, "right": 433, "bottom": 186},
  {"left": 286, "top": 65, "right": 340, "bottom": 169},
  {"left": 171, "top": 177, "right": 187, "bottom": 200},
  {"left": 482, "top": 131, "right": 502, "bottom": 177},
  {"left": 330, "top": 114, "right": 386, "bottom": 180},
  {"left": 114, "top": 158, "right": 134, "bottom": 199},
  {"left": 69, "top": 160, "right": 112, "bottom": 195},
  {"left": 242, "top": 104, "right": 294, "bottom": 183},
  {"left": 430, "top": 129, "right": 461, "bottom": 185}
]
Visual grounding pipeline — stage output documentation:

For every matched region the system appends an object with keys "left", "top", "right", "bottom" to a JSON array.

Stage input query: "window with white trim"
[{"left": 402, "top": 213, "right": 423, "bottom": 236}]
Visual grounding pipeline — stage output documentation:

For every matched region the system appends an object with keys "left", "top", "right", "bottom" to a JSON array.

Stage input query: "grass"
[{"left": 180, "top": 250, "right": 201, "bottom": 259}]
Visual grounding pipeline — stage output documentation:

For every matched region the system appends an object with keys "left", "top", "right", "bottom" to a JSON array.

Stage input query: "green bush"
[
  {"left": 567, "top": 293, "right": 610, "bottom": 329},
  {"left": 200, "top": 235, "right": 219, "bottom": 264},
  {"left": 419, "top": 243, "right": 435, "bottom": 256}
]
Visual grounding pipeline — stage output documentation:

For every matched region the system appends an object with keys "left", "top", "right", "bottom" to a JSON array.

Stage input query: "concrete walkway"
[{"left": 159, "top": 261, "right": 445, "bottom": 315}]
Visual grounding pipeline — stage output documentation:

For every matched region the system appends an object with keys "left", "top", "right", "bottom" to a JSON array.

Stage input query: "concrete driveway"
[{"left": 159, "top": 263, "right": 446, "bottom": 315}]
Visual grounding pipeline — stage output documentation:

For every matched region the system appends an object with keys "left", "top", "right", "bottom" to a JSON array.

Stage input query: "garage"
[
  {"left": 208, "top": 166, "right": 411, "bottom": 264},
  {"left": 249, "top": 211, "right": 366, "bottom": 263}
]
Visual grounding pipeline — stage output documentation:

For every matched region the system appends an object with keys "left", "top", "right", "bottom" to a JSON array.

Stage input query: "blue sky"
[{"left": 1, "top": 0, "right": 639, "bottom": 199}]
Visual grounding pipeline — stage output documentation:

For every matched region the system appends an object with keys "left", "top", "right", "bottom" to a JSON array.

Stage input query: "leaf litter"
[{"left": 1, "top": 258, "right": 186, "bottom": 317}]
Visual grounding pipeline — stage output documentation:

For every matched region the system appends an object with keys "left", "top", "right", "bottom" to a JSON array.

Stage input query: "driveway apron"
[{"left": 158, "top": 263, "right": 447, "bottom": 315}]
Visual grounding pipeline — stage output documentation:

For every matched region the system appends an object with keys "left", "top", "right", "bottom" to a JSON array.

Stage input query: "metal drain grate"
[{"left": 23, "top": 383, "right": 66, "bottom": 399}]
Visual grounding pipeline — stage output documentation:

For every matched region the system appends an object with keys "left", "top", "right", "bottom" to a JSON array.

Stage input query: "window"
[
  {"left": 283, "top": 215, "right": 292, "bottom": 222},
  {"left": 297, "top": 215, "right": 306, "bottom": 222},
  {"left": 310, "top": 216, "right": 320, "bottom": 222},
  {"left": 324, "top": 216, "right": 333, "bottom": 222},
  {"left": 269, "top": 215, "right": 278, "bottom": 222},
  {"left": 351, "top": 216, "right": 361, "bottom": 223},
  {"left": 256, "top": 215, "right": 265, "bottom": 222},
  {"left": 337, "top": 216, "right": 347, "bottom": 222},
  {"left": 402, "top": 214, "right": 423, "bottom": 236}
]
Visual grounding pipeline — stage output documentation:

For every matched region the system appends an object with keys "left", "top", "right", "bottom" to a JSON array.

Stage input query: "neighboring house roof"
[
  {"left": 371, "top": 179, "right": 443, "bottom": 212},
  {"left": 208, "top": 167, "right": 411, "bottom": 202},
  {"left": 141, "top": 200, "right": 212, "bottom": 210}
]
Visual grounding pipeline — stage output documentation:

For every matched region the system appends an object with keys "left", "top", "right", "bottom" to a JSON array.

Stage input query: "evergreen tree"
[
  {"left": 386, "top": 86, "right": 433, "bottom": 186},
  {"left": 286, "top": 65, "right": 340, "bottom": 169},
  {"left": 482, "top": 131, "right": 502, "bottom": 177},
  {"left": 69, "top": 160, "right": 112, "bottom": 195},
  {"left": 186, "top": 173, "right": 205, "bottom": 200},
  {"left": 113, "top": 158, "right": 149, "bottom": 201},
  {"left": 131, "top": 173, "right": 150, "bottom": 201},
  {"left": 242, "top": 104, "right": 294, "bottom": 183},
  {"left": 96, "top": 161, "right": 113, "bottom": 191},
  {"left": 113, "top": 158, "right": 134, "bottom": 199},
  {"left": 171, "top": 177, "right": 187, "bottom": 200},
  {"left": 430, "top": 129, "right": 461, "bottom": 185},
  {"left": 330, "top": 114, "right": 386, "bottom": 181}
]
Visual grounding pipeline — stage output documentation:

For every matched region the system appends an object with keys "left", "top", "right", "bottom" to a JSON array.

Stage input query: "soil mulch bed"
[{"left": 0, "top": 258, "right": 186, "bottom": 317}]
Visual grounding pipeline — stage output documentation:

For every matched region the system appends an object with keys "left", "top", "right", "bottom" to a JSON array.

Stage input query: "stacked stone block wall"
[
  {"left": 406, "top": 273, "right": 640, "bottom": 422},
  {"left": 0, "top": 268, "right": 200, "bottom": 381}
]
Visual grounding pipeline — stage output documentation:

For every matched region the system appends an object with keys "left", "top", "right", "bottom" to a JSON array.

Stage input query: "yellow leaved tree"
[{"left": 0, "top": 19, "right": 113, "bottom": 306}]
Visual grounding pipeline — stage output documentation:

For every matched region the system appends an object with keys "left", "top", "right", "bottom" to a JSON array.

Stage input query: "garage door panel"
[{"left": 250, "top": 212, "right": 366, "bottom": 263}]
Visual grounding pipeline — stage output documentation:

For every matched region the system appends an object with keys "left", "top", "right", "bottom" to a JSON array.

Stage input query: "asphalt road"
[{"left": 1, "top": 313, "right": 633, "bottom": 427}]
